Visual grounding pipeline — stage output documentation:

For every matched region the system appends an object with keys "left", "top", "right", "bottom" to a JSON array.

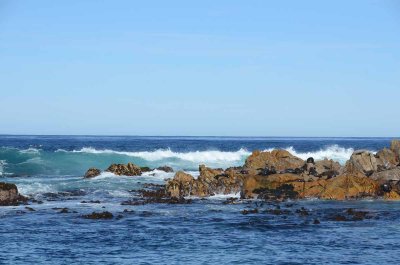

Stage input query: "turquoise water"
[{"left": 1, "top": 136, "right": 399, "bottom": 264}]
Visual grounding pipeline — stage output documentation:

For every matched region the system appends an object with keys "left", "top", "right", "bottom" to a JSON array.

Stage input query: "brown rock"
[
  {"left": 156, "top": 166, "right": 174, "bottom": 172},
  {"left": 390, "top": 139, "right": 400, "bottom": 160},
  {"left": 244, "top": 149, "right": 304, "bottom": 172},
  {"left": 342, "top": 150, "right": 378, "bottom": 176},
  {"left": 375, "top": 148, "right": 399, "bottom": 170},
  {"left": 106, "top": 162, "right": 142, "bottom": 176},
  {"left": 319, "top": 174, "right": 379, "bottom": 200},
  {"left": 0, "top": 182, "right": 27, "bottom": 206},
  {"left": 83, "top": 168, "right": 101, "bottom": 178},
  {"left": 370, "top": 168, "right": 400, "bottom": 183},
  {"left": 313, "top": 159, "right": 341, "bottom": 177},
  {"left": 165, "top": 171, "right": 194, "bottom": 197}
]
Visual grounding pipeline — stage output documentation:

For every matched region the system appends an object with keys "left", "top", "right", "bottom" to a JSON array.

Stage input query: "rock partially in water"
[
  {"left": 241, "top": 208, "right": 258, "bottom": 215},
  {"left": 156, "top": 166, "right": 174, "bottom": 172},
  {"left": 106, "top": 163, "right": 142, "bottom": 176},
  {"left": 83, "top": 168, "right": 101, "bottom": 178},
  {"left": 0, "top": 182, "right": 28, "bottom": 206},
  {"left": 82, "top": 211, "right": 114, "bottom": 220}
]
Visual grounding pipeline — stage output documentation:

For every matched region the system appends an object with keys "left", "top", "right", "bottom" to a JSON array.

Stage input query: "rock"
[
  {"left": 106, "top": 162, "right": 142, "bottom": 176},
  {"left": 375, "top": 148, "right": 399, "bottom": 170},
  {"left": 82, "top": 211, "right": 114, "bottom": 219},
  {"left": 370, "top": 168, "right": 400, "bottom": 183},
  {"left": 165, "top": 171, "right": 194, "bottom": 198},
  {"left": 140, "top": 167, "right": 152, "bottom": 173},
  {"left": 342, "top": 150, "right": 378, "bottom": 176},
  {"left": 0, "top": 182, "right": 27, "bottom": 206},
  {"left": 313, "top": 159, "right": 341, "bottom": 178},
  {"left": 166, "top": 166, "right": 245, "bottom": 198},
  {"left": 319, "top": 174, "right": 379, "bottom": 200},
  {"left": 244, "top": 150, "right": 304, "bottom": 173},
  {"left": 241, "top": 208, "right": 258, "bottom": 215},
  {"left": 254, "top": 184, "right": 299, "bottom": 201},
  {"left": 313, "top": 219, "right": 320, "bottom": 224},
  {"left": 156, "top": 166, "right": 174, "bottom": 172},
  {"left": 83, "top": 168, "right": 101, "bottom": 178},
  {"left": 241, "top": 173, "right": 303, "bottom": 199},
  {"left": 390, "top": 139, "right": 400, "bottom": 160}
]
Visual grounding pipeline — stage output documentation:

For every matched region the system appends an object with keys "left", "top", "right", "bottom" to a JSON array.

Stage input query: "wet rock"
[
  {"left": 25, "top": 206, "right": 35, "bottom": 211},
  {"left": 106, "top": 163, "right": 142, "bottom": 176},
  {"left": 59, "top": 208, "right": 70, "bottom": 214},
  {"left": 296, "top": 207, "right": 309, "bottom": 216},
  {"left": 140, "top": 167, "right": 152, "bottom": 173},
  {"left": 156, "top": 166, "right": 174, "bottom": 172},
  {"left": 313, "top": 219, "right": 320, "bottom": 224},
  {"left": 223, "top": 197, "right": 239, "bottom": 204},
  {"left": 83, "top": 168, "right": 101, "bottom": 178},
  {"left": 241, "top": 208, "right": 258, "bottom": 215},
  {"left": 80, "top": 200, "right": 101, "bottom": 204},
  {"left": 0, "top": 182, "right": 28, "bottom": 206},
  {"left": 82, "top": 211, "right": 114, "bottom": 219},
  {"left": 122, "top": 188, "right": 192, "bottom": 205},
  {"left": 254, "top": 184, "right": 299, "bottom": 201}
]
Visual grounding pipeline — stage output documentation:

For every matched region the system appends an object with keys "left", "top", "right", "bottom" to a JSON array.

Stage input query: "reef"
[{"left": 165, "top": 140, "right": 400, "bottom": 201}]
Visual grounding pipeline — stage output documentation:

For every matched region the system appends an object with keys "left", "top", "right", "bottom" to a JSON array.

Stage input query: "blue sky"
[{"left": 0, "top": 0, "right": 399, "bottom": 136}]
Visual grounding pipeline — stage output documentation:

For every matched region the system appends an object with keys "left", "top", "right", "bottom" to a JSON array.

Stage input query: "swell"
[{"left": 0, "top": 145, "right": 359, "bottom": 177}]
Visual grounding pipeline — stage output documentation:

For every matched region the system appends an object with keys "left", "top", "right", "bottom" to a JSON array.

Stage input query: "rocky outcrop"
[
  {"left": 106, "top": 162, "right": 142, "bottom": 176},
  {"left": 83, "top": 168, "right": 101, "bottom": 178},
  {"left": 166, "top": 165, "right": 245, "bottom": 198},
  {"left": 342, "top": 150, "right": 378, "bottom": 176},
  {"left": 391, "top": 140, "right": 400, "bottom": 160},
  {"left": 82, "top": 211, "right": 114, "bottom": 219},
  {"left": 244, "top": 150, "right": 304, "bottom": 173},
  {"left": 0, "top": 182, "right": 27, "bottom": 206},
  {"left": 156, "top": 166, "right": 174, "bottom": 172}
]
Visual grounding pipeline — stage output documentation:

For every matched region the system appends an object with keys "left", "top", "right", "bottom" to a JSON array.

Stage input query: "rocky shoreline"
[{"left": 1, "top": 140, "right": 400, "bottom": 208}]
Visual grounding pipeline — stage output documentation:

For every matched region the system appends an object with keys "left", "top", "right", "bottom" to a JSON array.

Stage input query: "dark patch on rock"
[
  {"left": 156, "top": 166, "right": 174, "bottom": 173},
  {"left": 254, "top": 184, "right": 299, "bottom": 201}
]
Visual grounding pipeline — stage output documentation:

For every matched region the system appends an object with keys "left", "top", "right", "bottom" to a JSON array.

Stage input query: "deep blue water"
[{"left": 1, "top": 136, "right": 399, "bottom": 264}]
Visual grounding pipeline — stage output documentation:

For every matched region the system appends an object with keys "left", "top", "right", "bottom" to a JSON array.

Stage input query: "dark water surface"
[{"left": 1, "top": 136, "right": 399, "bottom": 264}]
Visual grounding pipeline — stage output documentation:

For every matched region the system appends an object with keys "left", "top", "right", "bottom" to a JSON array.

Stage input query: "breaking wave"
[{"left": 0, "top": 145, "right": 362, "bottom": 176}]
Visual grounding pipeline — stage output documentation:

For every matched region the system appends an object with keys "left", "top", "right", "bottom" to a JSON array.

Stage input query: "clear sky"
[{"left": 0, "top": 0, "right": 399, "bottom": 136}]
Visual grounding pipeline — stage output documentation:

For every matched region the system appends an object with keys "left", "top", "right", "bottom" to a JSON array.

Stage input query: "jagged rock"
[
  {"left": 370, "top": 168, "right": 400, "bottom": 183},
  {"left": 244, "top": 150, "right": 304, "bottom": 173},
  {"left": 156, "top": 166, "right": 174, "bottom": 172},
  {"left": 165, "top": 171, "right": 194, "bottom": 197},
  {"left": 106, "top": 162, "right": 142, "bottom": 176},
  {"left": 375, "top": 148, "right": 399, "bottom": 170},
  {"left": 342, "top": 150, "right": 378, "bottom": 176},
  {"left": 166, "top": 166, "right": 245, "bottom": 198},
  {"left": 390, "top": 139, "right": 400, "bottom": 160},
  {"left": 83, "top": 168, "right": 101, "bottom": 178},
  {"left": 0, "top": 182, "right": 27, "bottom": 206},
  {"left": 140, "top": 167, "right": 152, "bottom": 173},
  {"left": 313, "top": 159, "right": 341, "bottom": 178}
]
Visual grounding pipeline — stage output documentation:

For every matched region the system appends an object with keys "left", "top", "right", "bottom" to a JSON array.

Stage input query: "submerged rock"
[
  {"left": 0, "top": 182, "right": 27, "bottom": 206},
  {"left": 82, "top": 211, "right": 114, "bottom": 219},
  {"left": 83, "top": 168, "right": 101, "bottom": 178}
]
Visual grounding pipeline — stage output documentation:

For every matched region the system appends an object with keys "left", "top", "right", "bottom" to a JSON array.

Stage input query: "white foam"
[
  {"left": 19, "top": 148, "right": 41, "bottom": 154},
  {"left": 17, "top": 183, "right": 56, "bottom": 195},
  {"left": 61, "top": 147, "right": 251, "bottom": 163},
  {"left": 263, "top": 145, "right": 356, "bottom": 164}
]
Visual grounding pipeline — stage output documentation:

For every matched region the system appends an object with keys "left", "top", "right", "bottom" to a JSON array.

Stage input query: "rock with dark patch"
[
  {"left": 83, "top": 168, "right": 101, "bottom": 178},
  {"left": 156, "top": 166, "right": 174, "bottom": 172},
  {"left": 0, "top": 182, "right": 28, "bottom": 206},
  {"left": 82, "top": 211, "right": 114, "bottom": 219},
  {"left": 106, "top": 163, "right": 142, "bottom": 176},
  {"left": 253, "top": 184, "right": 299, "bottom": 201},
  {"left": 140, "top": 167, "right": 152, "bottom": 173},
  {"left": 122, "top": 188, "right": 192, "bottom": 205},
  {"left": 375, "top": 148, "right": 399, "bottom": 170}
]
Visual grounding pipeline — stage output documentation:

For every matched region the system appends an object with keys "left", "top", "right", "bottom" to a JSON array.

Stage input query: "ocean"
[{"left": 1, "top": 135, "right": 399, "bottom": 264}]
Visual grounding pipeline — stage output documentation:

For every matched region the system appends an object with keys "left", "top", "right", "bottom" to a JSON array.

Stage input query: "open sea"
[{"left": 1, "top": 135, "right": 399, "bottom": 264}]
